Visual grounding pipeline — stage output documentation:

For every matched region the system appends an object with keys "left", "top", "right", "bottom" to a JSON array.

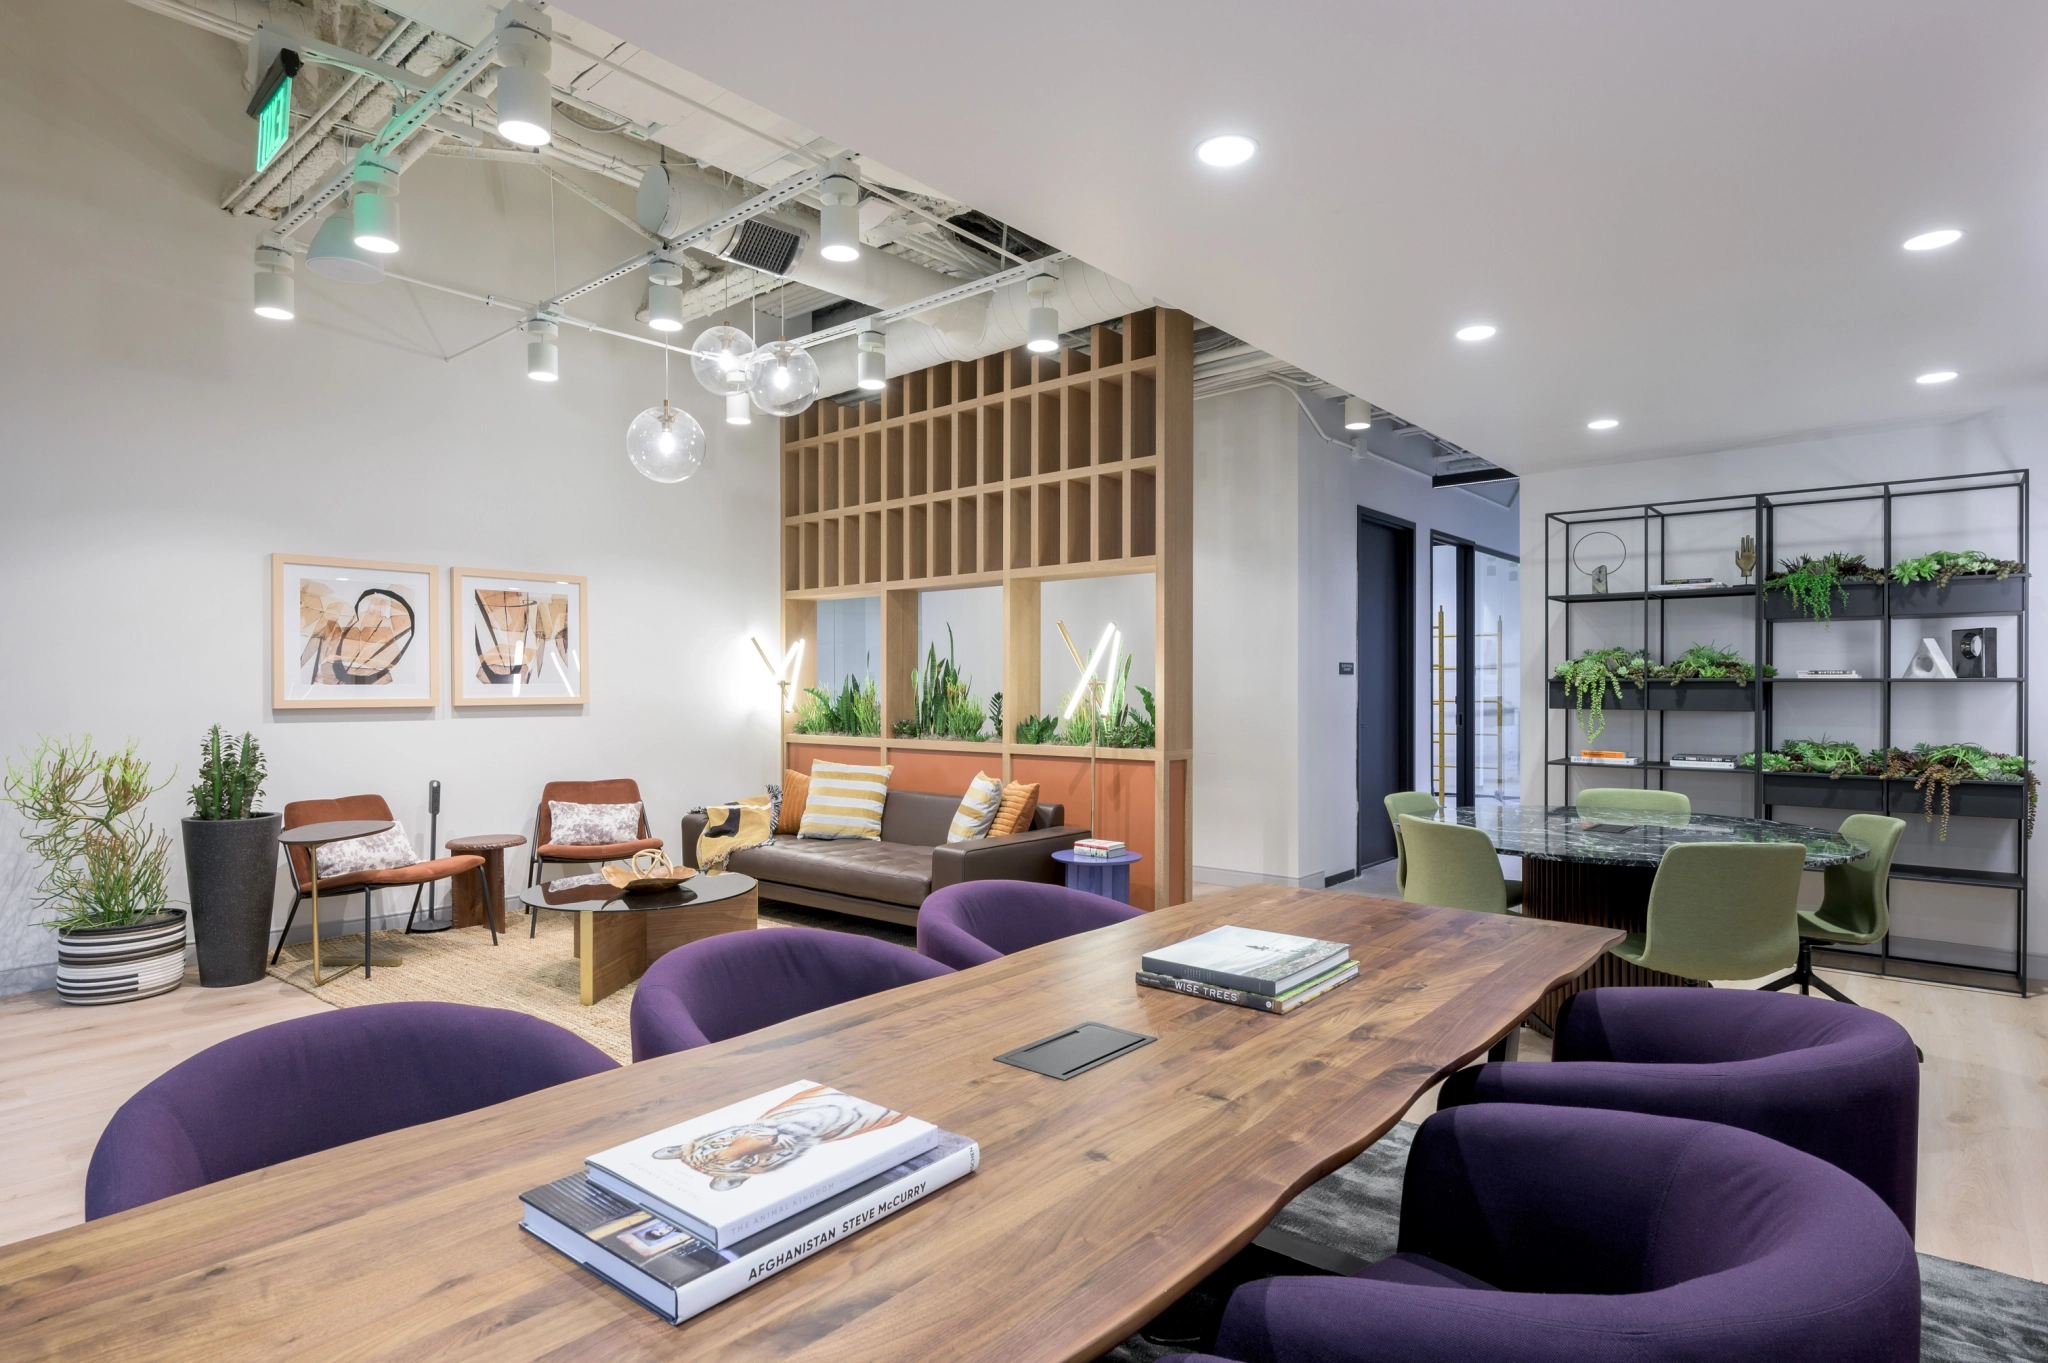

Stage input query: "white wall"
[
  {"left": 0, "top": 2, "right": 783, "bottom": 993},
  {"left": 1193, "top": 384, "right": 1520, "bottom": 889},
  {"left": 1521, "top": 409, "right": 2048, "bottom": 976}
]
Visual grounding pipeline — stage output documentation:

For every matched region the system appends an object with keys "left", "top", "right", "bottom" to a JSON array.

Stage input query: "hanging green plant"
[
  {"left": 1553, "top": 647, "right": 1650, "bottom": 742},
  {"left": 1655, "top": 644, "right": 1773, "bottom": 684},
  {"left": 1889, "top": 549, "right": 2025, "bottom": 589},
  {"left": 1764, "top": 552, "right": 1885, "bottom": 621},
  {"left": 1878, "top": 743, "right": 2037, "bottom": 841}
]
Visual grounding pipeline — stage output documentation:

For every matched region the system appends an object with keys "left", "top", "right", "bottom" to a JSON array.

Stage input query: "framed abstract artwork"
[
  {"left": 451, "top": 568, "right": 588, "bottom": 706},
  {"left": 271, "top": 554, "right": 439, "bottom": 709}
]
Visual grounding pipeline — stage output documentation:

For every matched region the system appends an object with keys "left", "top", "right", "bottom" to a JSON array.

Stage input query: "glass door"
[{"left": 1431, "top": 541, "right": 1520, "bottom": 807}]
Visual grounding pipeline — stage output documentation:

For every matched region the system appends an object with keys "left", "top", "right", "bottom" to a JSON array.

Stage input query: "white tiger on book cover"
[{"left": 653, "top": 1084, "right": 910, "bottom": 1191}]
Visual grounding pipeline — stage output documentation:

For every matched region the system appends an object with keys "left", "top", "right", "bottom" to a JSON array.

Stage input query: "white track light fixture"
[
  {"left": 818, "top": 158, "right": 862, "bottom": 263},
  {"left": 1343, "top": 397, "right": 1372, "bottom": 431},
  {"left": 627, "top": 400, "right": 706, "bottom": 482},
  {"left": 306, "top": 205, "right": 383, "bottom": 282},
  {"left": 726, "top": 392, "right": 753, "bottom": 425},
  {"left": 746, "top": 341, "right": 821, "bottom": 417},
  {"left": 493, "top": 2, "right": 554, "bottom": 148},
  {"left": 856, "top": 324, "right": 887, "bottom": 391},
  {"left": 252, "top": 235, "right": 294, "bottom": 320},
  {"left": 1025, "top": 271, "right": 1061, "bottom": 354},
  {"left": 525, "top": 315, "right": 559, "bottom": 382},
  {"left": 350, "top": 155, "right": 400, "bottom": 254},
  {"left": 645, "top": 257, "right": 686, "bottom": 333},
  {"left": 691, "top": 324, "right": 756, "bottom": 395}
]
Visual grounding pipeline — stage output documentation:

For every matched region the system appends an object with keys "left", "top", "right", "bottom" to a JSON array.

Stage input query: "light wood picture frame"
[
  {"left": 451, "top": 567, "right": 589, "bottom": 706},
  {"left": 272, "top": 553, "right": 440, "bottom": 710}
]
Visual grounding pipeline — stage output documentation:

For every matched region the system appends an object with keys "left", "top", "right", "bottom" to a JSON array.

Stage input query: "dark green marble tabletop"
[{"left": 1449, "top": 805, "right": 1866, "bottom": 869}]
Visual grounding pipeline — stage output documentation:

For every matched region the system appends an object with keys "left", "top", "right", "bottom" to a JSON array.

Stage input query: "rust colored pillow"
[
  {"left": 988, "top": 782, "right": 1041, "bottom": 837},
  {"left": 777, "top": 768, "right": 810, "bottom": 835}
]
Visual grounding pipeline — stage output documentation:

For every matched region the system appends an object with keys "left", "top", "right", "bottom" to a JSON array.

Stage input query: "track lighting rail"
[{"left": 791, "top": 252, "right": 1073, "bottom": 350}]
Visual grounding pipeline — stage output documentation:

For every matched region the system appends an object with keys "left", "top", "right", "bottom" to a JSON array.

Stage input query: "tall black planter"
[{"left": 182, "top": 813, "right": 283, "bottom": 987}]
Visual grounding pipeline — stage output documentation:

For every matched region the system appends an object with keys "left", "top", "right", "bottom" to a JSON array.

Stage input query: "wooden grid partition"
[{"left": 778, "top": 307, "right": 1193, "bottom": 909}]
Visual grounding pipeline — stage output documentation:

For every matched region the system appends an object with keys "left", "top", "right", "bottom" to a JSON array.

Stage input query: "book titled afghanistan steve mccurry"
[
  {"left": 1140, "top": 924, "right": 1350, "bottom": 997},
  {"left": 584, "top": 1081, "right": 939, "bottom": 1248},
  {"left": 523, "top": 1132, "right": 979, "bottom": 1324}
]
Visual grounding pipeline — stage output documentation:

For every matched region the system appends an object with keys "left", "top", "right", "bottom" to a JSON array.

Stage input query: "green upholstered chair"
[
  {"left": 1576, "top": 787, "right": 1691, "bottom": 819},
  {"left": 1613, "top": 841, "right": 1805, "bottom": 982},
  {"left": 1400, "top": 815, "right": 1523, "bottom": 914},
  {"left": 1384, "top": 791, "right": 1442, "bottom": 896},
  {"left": 1761, "top": 814, "right": 1906, "bottom": 1003}
]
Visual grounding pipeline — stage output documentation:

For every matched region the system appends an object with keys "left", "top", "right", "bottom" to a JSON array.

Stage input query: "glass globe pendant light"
[
  {"left": 746, "top": 340, "right": 820, "bottom": 417},
  {"left": 628, "top": 344, "right": 706, "bottom": 483},
  {"left": 690, "top": 323, "right": 755, "bottom": 395}
]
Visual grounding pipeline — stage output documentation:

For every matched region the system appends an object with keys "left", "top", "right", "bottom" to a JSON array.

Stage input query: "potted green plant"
[
  {"left": 181, "top": 725, "right": 280, "bottom": 987},
  {"left": 4, "top": 735, "right": 183, "bottom": 1006},
  {"left": 1763, "top": 552, "right": 1886, "bottom": 621},
  {"left": 1550, "top": 647, "right": 1651, "bottom": 741},
  {"left": 1888, "top": 550, "right": 2026, "bottom": 615}
]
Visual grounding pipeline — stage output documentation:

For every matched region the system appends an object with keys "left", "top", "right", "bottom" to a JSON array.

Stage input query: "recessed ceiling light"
[
  {"left": 1916, "top": 370, "right": 1958, "bottom": 384},
  {"left": 1902, "top": 229, "right": 1963, "bottom": 252},
  {"left": 1587, "top": 418, "right": 1619, "bottom": 431},
  {"left": 1196, "top": 135, "right": 1257, "bottom": 167},
  {"left": 1455, "top": 324, "right": 1497, "bottom": 342}
]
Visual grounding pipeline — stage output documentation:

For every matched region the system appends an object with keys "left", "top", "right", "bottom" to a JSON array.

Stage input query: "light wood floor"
[{"left": 2, "top": 934, "right": 2043, "bottom": 1282}]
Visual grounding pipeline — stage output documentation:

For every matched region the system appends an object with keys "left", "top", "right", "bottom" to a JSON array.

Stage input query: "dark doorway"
[{"left": 1356, "top": 509, "right": 1415, "bottom": 869}]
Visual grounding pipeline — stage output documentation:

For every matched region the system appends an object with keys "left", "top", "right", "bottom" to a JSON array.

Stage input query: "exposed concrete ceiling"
[{"left": 564, "top": 0, "right": 2048, "bottom": 477}]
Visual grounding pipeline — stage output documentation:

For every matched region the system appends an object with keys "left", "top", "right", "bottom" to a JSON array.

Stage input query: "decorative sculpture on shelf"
[
  {"left": 1903, "top": 637, "right": 1956, "bottom": 680},
  {"left": 1736, "top": 535, "right": 1757, "bottom": 585},
  {"left": 1571, "top": 531, "right": 1627, "bottom": 595}
]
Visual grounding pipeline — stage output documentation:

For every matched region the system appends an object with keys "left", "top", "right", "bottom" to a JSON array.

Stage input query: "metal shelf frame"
[{"left": 1545, "top": 469, "right": 2031, "bottom": 995}]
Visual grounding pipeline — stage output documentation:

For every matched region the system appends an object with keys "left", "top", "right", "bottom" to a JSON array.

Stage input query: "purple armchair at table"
[
  {"left": 629, "top": 926, "right": 953, "bottom": 1062},
  {"left": 84, "top": 1002, "right": 616, "bottom": 1220},
  {"left": 916, "top": 880, "right": 1143, "bottom": 970},
  {"left": 1165, "top": 1103, "right": 1919, "bottom": 1363},
  {"left": 1436, "top": 986, "right": 1919, "bottom": 1231}
]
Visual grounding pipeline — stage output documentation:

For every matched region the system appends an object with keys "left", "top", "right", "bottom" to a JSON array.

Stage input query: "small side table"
[
  {"left": 447, "top": 834, "right": 524, "bottom": 934},
  {"left": 279, "top": 819, "right": 398, "bottom": 986},
  {"left": 1052, "top": 849, "right": 1144, "bottom": 904}
]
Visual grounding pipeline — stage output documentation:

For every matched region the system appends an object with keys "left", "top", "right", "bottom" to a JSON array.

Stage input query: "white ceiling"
[{"left": 565, "top": 1, "right": 2048, "bottom": 478}]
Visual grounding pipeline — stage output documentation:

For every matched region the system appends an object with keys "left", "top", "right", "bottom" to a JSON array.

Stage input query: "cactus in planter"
[{"left": 188, "top": 725, "right": 267, "bottom": 821}]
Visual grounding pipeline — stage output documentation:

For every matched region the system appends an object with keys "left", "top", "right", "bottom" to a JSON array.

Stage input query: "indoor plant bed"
[
  {"left": 1763, "top": 553, "right": 1887, "bottom": 622},
  {"left": 5, "top": 734, "right": 184, "bottom": 1005},
  {"left": 181, "top": 725, "right": 279, "bottom": 987},
  {"left": 1888, "top": 550, "right": 2026, "bottom": 617}
]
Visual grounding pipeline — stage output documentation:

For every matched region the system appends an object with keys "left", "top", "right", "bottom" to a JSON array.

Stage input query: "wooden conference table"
[{"left": 0, "top": 886, "right": 1617, "bottom": 1362}]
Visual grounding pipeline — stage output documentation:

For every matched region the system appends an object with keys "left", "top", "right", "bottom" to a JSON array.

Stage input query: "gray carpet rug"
[{"left": 1104, "top": 1122, "right": 2048, "bottom": 1362}]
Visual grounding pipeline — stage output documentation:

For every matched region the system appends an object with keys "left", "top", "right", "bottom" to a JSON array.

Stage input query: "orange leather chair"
[
  {"left": 271, "top": 795, "right": 494, "bottom": 974},
  {"left": 526, "top": 779, "right": 663, "bottom": 936}
]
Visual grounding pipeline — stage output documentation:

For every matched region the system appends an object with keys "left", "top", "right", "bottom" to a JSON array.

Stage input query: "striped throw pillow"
[
  {"left": 988, "top": 781, "right": 1041, "bottom": 837},
  {"left": 798, "top": 761, "right": 893, "bottom": 840},
  {"left": 947, "top": 772, "right": 1005, "bottom": 843}
]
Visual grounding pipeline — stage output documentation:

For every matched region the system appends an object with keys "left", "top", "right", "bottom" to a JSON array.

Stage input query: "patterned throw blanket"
[{"left": 696, "top": 796, "right": 774, "bottom": 873}]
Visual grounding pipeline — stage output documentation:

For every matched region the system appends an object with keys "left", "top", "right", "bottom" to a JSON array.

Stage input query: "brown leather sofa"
[{"left": 679, "top": 789, "right": 1086, "bottom": 927}]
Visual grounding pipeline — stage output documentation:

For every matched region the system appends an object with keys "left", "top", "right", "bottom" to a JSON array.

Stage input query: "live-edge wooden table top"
[{"left": 0, "top": 886, "right": 1618, "bottom": 1362}]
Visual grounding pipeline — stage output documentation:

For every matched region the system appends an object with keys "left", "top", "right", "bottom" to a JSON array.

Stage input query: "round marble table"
[{"left": 1446, "top": 806, "right": 1867, "bottom": 1022}]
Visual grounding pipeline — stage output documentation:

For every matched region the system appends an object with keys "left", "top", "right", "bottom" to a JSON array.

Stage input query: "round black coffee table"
[{"left": 520, "top": 872, "right": 758, "bottom": 1004}]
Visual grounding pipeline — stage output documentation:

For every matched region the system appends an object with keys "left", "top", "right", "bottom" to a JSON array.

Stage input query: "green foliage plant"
[
  {"left": 892, "top": 628, "right": 989, "bottom": 741},
  {"left": 1764, "top": 552, "right": 1885, "bottom": 622},
  {"left": 987, "top": 691, "right": 1004, "bottom": 742},
  {"left": 4, "top": 735, "right": 175, "bottom": 932},
  {"left": 1889, "top": 549, "right": 2025, "bottom": 589},
  {"left": 188, "top": 725, "right": 267, "bottom": 820},
  {"left": 794, "top": 674, "right": 881, "bottom": 736},
  {"left": 1880, "top": 743, "right": 2037, "bottom": 842},
  {"left": 1553, "top": 647, "right": 1651, "bottom": 742},
  {"left": 1656, "top": 644, "right": 1772, "bottom": 685},
  {"left": 1014, "top": 713, "right": 1060, "bottom": 745}
]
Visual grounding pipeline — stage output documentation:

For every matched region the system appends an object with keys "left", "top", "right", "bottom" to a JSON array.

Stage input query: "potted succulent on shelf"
[
  {"left": 1888, "top": 550, "right": 2026, "bottom": 615},
  {"left": 4, "top": 735, "right": 184, "bottom": 1005},
  {"left": 181, "top": 725, "right": 280, "bottom": 987}
]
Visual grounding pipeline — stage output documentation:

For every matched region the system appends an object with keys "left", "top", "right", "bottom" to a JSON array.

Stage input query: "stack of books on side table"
[
  {"left": 520, "top": 1081, "right": 977, "bottom": 1324},
  {"left": 1136, "top": 925, "right": 1356, "bottom": 1014},
  {"left": 1073, "top": 838, "right": 1127, "bottom": 858}
]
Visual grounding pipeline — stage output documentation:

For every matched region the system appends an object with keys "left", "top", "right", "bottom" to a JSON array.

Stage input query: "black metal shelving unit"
[{"left": 1544, "top": 470, "right": 2031, "bottom": 995}]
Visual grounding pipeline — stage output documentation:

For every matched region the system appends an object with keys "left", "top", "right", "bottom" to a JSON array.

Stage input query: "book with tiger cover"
[
  {"left": 584, "top": 1080, "right": 938, "bottom": 1248},
  {"left": 523, "top": 1131, "right": 978, "bottom": 1324}
]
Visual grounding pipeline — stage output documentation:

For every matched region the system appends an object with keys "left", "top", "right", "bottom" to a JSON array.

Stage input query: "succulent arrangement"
[
  {"left": 1765, "top": 552, "right": 1886, "bottom": 621},
  {"left": 188, "top": 725, "right": 267, "bottom": 821},
  {"left": 1738, "top": 739, "right": 2037, "bottom": 840},
  {"left": 1889, "top": 549, "right": 2025, "bottom": 589},
  {"left": 1554, "top": 645, "right": 1771, "bottom": 741}
]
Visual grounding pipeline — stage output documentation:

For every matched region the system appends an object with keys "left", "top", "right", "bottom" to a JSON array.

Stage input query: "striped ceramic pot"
[{"left": 56, "top": 911, "right": 187, "bottom": 1006}]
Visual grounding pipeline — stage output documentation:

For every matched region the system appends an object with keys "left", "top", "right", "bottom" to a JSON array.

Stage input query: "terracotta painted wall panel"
[
  {"left": 887, "top": 749, "right": 995, "bottom": 799},
  {"left": 1013, "top": 754, "right": 1158, "bottom": 907},
  {"left": 786, "top": 744, "right": 883, "bottom": 775}
]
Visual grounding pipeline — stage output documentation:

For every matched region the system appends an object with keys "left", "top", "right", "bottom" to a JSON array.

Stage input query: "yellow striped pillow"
[
  {"left": 947, "top": 772, "right": 1004, "bottom": 843},
  {"left": 798, "top": 760, "right": 893, "bottom": 841}
]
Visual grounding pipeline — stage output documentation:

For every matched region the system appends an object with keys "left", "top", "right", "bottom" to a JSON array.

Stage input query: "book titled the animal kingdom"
[
  {"left": 585, "top": 1081, "right": 938, "bottom": 1248},
  {"left": 1140, "top": 925, "right": 1350, "bottom": 997},
  {"left": 523, "top": 1131, "right": 979, "bottom": 1324}
]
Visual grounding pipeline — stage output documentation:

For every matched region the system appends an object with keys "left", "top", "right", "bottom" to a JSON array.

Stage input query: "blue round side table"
[{"left": 1052, "top": 848, "right": 1144, "bottom": 904}]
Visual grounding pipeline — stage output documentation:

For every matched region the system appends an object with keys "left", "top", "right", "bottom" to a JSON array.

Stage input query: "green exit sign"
[{"left": 246, "top": 50, "right": 300, "bottom": 174}]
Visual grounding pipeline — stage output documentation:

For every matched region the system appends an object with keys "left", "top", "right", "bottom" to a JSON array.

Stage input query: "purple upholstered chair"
[
  {"left": 84, "top": 1002, "right": 616, "bottom": 1220},
  {"left": 631, "top": 926, "right": 953, "bottom": 1061},
  {"left": 1164, "top": 1103, "right": 1919, "bottom": 1363},
  {"left": 916, "top": 879, "right": 1143, "bottom": 969},
  {"left": 1436, "top": 986, "right": 1919, "bottom": 1231}
]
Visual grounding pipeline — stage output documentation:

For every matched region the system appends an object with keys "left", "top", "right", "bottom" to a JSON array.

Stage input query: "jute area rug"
[{"left": 267, "top": 902, "right": 912, "bottom": 1064}]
